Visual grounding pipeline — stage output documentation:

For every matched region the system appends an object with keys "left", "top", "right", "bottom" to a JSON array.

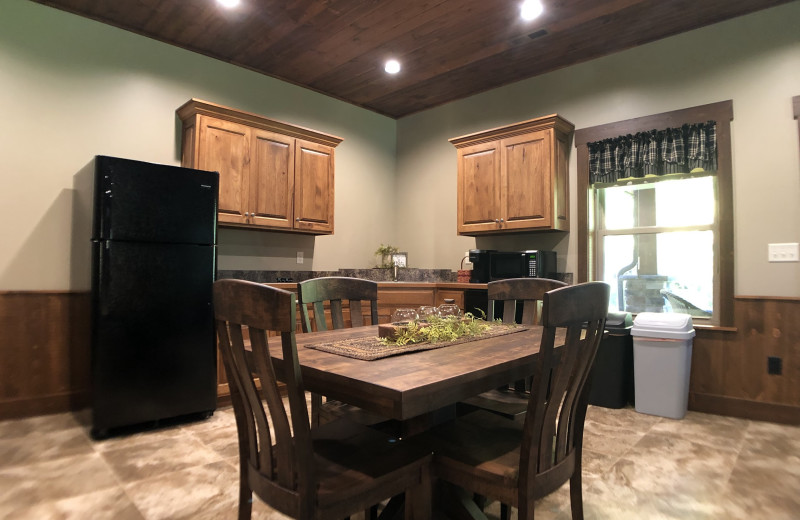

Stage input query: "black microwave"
[{"left": 489, "top": 250, "right": 557, "bottom": 281}]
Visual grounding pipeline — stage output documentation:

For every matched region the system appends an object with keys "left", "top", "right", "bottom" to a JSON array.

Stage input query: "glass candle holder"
[
  {"left": 417, "top": 305, "right": 439, "bottom": 322},
  {"left": 437, "top": 299, "right": 462, "bottom": 318},
  {"left": 391, "top": 308, "right": 419, "bottom": 325}
]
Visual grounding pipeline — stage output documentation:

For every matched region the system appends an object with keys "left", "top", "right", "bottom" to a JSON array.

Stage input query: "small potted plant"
[{"left": 374, "top": 244, "right": 399, "bottom": 269}]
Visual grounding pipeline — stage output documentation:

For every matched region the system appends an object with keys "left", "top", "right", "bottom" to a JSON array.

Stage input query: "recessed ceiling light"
[
  {"left": 384, "top": 59, "right": 401, "bottom": 74},
  {"left": 520, "top": 0, "right": 544, "bottom": 21},
  {"left": 217, "top": 0, "right": 240, "bottom": 8}
]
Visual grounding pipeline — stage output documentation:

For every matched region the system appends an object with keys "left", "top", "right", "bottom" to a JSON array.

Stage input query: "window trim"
[{"left": 575, "top": 100, "right": 734, "bottom": 326}]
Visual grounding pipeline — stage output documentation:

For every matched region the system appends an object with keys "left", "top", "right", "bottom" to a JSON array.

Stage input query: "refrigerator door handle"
[{"left": 99, "top": 241, "right": 111, "bottom": 316}]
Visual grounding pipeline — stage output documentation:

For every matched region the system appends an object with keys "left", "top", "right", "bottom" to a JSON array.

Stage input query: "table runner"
[{"left": 305, "top": 324, "right": 529, "bottom": 361}]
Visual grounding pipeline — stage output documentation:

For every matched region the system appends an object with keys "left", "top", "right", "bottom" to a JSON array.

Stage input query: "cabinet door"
[
  {"left": 501, "top": 130, "right": 552, "bottom": 230},
  {"left": 197, "top": 116, "right": 250, "bottom": 225},
  {"left": 249, "top": 129, "right": 295, "bottom": 229},
  {"left": 457, "top": 141, "right": 501, "bottom": 234},
  {"left": 435, "top": 289, "right": 465, "bottom": 310},
  {"left": 294, "top": 140, "right": 334, "bottom": 234}
]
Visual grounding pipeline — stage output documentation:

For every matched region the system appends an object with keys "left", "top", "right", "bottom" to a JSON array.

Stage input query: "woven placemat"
[{"left": 306, "top": 324, "right": 529, "bottom": 361}]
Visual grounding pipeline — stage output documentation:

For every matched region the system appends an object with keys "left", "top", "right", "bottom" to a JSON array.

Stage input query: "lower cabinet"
[{"left": 377, "top": 287, "right": 437, "bottom": 323}]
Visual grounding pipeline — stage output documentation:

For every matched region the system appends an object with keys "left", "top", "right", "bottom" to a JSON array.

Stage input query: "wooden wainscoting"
[
  {"left": 0, "top": 291, "right": 91, "bottom": 419},
  {"left": 690, "top": 296, "right": 800, "bottom": 424},
  {"left": 2, "top": 291, "right": 799, "bottom": 423}
]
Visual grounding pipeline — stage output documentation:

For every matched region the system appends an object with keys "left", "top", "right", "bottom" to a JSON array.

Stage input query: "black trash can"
[{"left": 588, "top": 311, "right": 634, "bottom": 408}]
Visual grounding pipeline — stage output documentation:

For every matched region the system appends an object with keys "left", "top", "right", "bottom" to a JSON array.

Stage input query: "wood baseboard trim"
[
  {"left": 0, "top": 391, "right": 90, "bottom": 420},
  {"left": 690, "top": 393, "right": 800, "bottom": 425}
]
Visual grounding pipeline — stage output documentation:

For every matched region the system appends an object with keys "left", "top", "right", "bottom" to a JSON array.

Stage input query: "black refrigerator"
[{"left": 89, "top": 155, "right": 219, "bottom": 438}]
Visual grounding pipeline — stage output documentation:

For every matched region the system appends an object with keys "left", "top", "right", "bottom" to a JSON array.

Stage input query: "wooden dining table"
[
  {"left": 267, "top": 324, "right": 566, "bottom": 430},
  {"left": 259, "top": 323, "right": 569, "bottom": 518}
]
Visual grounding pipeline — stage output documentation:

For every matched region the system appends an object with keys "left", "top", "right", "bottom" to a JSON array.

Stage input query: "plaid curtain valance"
[{"left": 588, "top": 121, "right": 717, "bottom": 184}]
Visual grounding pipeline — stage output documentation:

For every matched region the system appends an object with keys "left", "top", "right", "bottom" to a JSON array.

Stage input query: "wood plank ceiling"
[{"left": 31, "top": 0, "right": 794, "bottom": 118}]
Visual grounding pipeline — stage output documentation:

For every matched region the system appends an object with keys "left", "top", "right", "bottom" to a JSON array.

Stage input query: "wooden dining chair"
[
  {"left": 213, "top": 279, "right": 431, "bottom": 520},
  {"left": 297, "top": 277, "right": 382, "bottom": 427},
  {"left": 459, "top": 278, "right": 567, "bottom": 421},
  {"left": 418, "top": 281, "right": 609, "bottom": 520}
]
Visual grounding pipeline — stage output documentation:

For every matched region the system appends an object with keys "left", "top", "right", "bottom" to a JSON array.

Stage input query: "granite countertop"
[
  {"left": 217, "top": 268, "right": 460, "bottom": 284},
  {"left": 217, "top": 268, "right": 572, "bottom": 286}
]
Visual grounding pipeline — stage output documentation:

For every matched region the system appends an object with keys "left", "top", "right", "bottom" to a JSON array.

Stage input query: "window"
[
  {"left": 593, "top": 174, "right": 717, "bottom": 319},
  {"left": 575, "top": 101, "right": 734, "bottom": 326}
]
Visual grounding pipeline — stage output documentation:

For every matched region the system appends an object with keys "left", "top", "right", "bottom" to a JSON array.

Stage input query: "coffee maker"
[{"left": 468, "top": 249, "right": 494, "bottom": 283}]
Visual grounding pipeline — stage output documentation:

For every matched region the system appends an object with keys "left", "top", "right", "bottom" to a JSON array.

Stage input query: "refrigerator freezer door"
[
  {"left": 91, "top": 240, "right": 217, "bottom": 433},
  {"left": 93, "top": 156, "right": 218, "bottom": 245}
]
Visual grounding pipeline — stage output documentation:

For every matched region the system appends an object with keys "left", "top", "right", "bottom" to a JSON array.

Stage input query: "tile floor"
[{"left": 1, "top": 403, "right": 799, "bottom": 519}]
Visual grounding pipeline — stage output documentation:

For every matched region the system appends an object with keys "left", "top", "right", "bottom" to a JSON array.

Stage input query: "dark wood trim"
[
  {"left": 574, "top": 100, "right": 734, "bottom": 326},
  {"left": 689, "top": 393, "right": 800, "bottom": 425},
  {"left": 0, "top": 291, "right": 91, "bottom": 420},
  {"left": 576, "top": 144, "right": 590, "bottom": 283},
  {"left": 3, "top": 289, "right": 798, "bottom": 425},
  {"left": 715, "top": 104, "right": 735, "bottom": 327},
  {"left": 694, "top": 324, "right": 738, "bottom": 332},
  {"left": 737, "top": 295, "right": 800, "bottom": 302},
  {"left": 0, "top": 392, "right": 90, "bottom": 419},
  {"left": 573, "top": 100, "right": 734, "bottom": 145}
]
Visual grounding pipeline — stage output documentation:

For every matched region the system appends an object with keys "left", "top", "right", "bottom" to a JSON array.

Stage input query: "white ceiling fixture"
[
  {"left": 520, "top": 0, "right": 544, "bottom": 21},
  {"left": 217, "top": 0, "right": 240, "bottom": 8},
  {"left": 384, "top": 59, "right": 401, "bottom": 74}
]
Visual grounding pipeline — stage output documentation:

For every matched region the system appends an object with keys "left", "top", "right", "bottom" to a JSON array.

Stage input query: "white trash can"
[{"left": 631, "top": 312, "right": 695, "bottom": 419}]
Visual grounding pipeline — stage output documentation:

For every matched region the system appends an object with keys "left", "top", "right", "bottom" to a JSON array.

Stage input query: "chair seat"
[
  {"left": 417, "top": 410, "right": 525, "bottom": 510},
  {"left": 418, "top": 410, "right": 572, "bottom": 507},
  {"left": 458, "top": 389, "right": 529, "bottom": 422},
  {"left": 312, "top": 418, "right": 431, "bottom": 508}
]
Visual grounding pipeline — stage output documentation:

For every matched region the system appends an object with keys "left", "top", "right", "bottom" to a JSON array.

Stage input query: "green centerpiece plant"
[{"left": 380, "top": 311, "right": 503, "bottom": 346}]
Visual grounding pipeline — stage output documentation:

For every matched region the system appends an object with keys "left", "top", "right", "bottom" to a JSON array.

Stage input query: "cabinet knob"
[
  {"left": 499, "top": 218, "right": 505, "bottom": 223},
  {"left": 494, "top": 219, "right": 500, "bottom": 223},
  {"left": 296, "top": 218, "right": 301, "bottom": 222}
]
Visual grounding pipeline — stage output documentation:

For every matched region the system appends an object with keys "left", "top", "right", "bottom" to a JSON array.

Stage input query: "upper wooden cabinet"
[
  {"left": 177, "top": 99, "right": 342, "bottom": 234},
  {"left": 450, "top": 114, "right": 574, "bottom": 235}
]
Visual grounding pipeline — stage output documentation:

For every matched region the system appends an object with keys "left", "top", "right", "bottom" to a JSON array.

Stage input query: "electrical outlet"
[
  {"left": 463, "top": 250, "right": 472, "bottom": 265},
  {"left": 768, "top": 243, "right": 799, "bottom": 262},
  {"left": 767, "top": 356, "right": 782, "bottom": 375},
  {"left": 296, "top": 251, "right": 303, "bottom": 264}
]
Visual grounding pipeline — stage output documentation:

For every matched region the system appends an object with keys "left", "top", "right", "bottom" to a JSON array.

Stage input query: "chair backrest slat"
[
  {"left": 213, "top": 279, "right": 315, "bottom": 508},
  {"left": 519, "top": 282, "right": 609, "bottom": 490},
  {"left": 311, "top": 301, "right": 327, "bottom": 331},
  {"left": 350, "top": 299, "right": 364, "bottom": 327},
  {"left": 488, "top": 278, "right": 567, "bottom": 325},
  {"left": 298, "top": 277, "right": 379, "bottom": 333},
  {"left": 250, "top": 330, "right": 296, "bottom": 486},
  {"left": 330, "top": 299, "right": 345, "bottom": 329},
  {"left": 216, "top": 321, "right": 263, "bottom": 470}
]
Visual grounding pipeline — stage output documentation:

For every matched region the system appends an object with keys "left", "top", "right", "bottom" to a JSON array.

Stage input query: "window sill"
[{"left": 693, "top": 324, "right": 737, "bottom": 333}]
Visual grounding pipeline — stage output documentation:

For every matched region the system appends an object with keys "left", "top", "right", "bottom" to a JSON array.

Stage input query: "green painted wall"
[
  {"left": 396, "top": 2, "right": 800, "bottom": 297},
  {"left": 0, "top": 0, "right": 397, "bottom": 290},
  {"left": 2, "top": 0, "right": 799, "bottom": 298}
]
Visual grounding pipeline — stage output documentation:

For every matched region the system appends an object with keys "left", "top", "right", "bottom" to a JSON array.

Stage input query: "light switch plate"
[
  {"left": 296, "top": 251, "right": 304, "bottom": 264},
  {"left": 768, "top": 243, "right": 799, "bottom": 262}
]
